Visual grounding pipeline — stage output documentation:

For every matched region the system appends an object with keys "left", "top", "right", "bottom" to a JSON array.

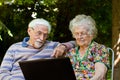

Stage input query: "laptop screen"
[{"left": 19, "top": 57, "right": 76, "bottom": 80}]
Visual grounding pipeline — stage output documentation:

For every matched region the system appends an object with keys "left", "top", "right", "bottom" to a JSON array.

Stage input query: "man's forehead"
[
  {"left": 33, "top": 24, "right": 47, "bottom": 30},
  {"left": 34, "top": 24, "right": 48, "bottom": 28},
  {"left": 34, "top": 25, "right": 48, "bottom": 33}
]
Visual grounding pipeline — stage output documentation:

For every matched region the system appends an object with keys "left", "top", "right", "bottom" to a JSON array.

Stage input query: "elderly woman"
[{"left": 67, "top": 14, "right": 109, "bottom": 80}]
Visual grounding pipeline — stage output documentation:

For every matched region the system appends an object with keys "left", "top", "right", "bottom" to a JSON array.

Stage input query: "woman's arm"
[{"left": 90, "top": 62, "right": 107, "bottom": 80}]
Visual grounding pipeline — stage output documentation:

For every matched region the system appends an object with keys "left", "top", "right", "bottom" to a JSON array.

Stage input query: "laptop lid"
[{"left": 19, "top": 57, "right": 76, "bottom": 80}]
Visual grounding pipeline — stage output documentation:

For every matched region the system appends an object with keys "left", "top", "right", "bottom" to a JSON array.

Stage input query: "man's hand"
[{"left": 51, "top": 43, "right": 67, "bottom": 58}]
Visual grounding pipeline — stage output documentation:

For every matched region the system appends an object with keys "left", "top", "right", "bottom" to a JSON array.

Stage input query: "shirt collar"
[{"left": 22, "top": 37, "right": 30, "bottom": 47}]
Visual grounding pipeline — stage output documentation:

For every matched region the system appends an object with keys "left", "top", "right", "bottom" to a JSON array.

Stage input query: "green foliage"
[
  {"left": 15, "top": 0, "right": 34, "bottom": 5},
  {"left": 0, "top": 20, "right": 13, "bottom": 41}
]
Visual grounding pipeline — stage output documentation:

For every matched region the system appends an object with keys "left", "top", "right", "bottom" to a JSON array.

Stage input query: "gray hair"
[
  {"left": 69, "top": 14, "right": 98, "bottom": 39},
  {"left": 28, "top": 18, "right": 51, "bottom": 33}
]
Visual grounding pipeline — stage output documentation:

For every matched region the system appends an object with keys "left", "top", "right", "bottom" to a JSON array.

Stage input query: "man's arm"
[
  {"left": 0, "top": 48, "right": 13, "bottom": 80},
  {"left": 51, "top": 41, "right": 76, "bottom": 58}
]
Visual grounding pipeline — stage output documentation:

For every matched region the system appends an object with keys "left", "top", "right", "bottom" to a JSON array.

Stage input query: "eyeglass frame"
[{"left": 31, "top": 27, "right": 49, "bottom": 38}]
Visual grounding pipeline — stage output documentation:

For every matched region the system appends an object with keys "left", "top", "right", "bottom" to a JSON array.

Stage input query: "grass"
[{"left": 107, "top": 69, "right": 112, "bottom": 80}]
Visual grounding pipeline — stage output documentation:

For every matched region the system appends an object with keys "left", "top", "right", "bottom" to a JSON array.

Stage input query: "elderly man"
[{"left": 0, "top": 18, "right": 75, "bottom": 80}]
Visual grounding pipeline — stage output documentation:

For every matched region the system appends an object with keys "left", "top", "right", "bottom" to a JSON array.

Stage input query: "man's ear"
[{"left": 27, "top": 27, "right": 32, "bottom": 35}]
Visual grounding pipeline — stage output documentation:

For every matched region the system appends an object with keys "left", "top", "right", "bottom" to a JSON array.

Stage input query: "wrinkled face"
[
  {"left": 73, "top": 26, "right": 93, "bottom": 47},
  {"left": 28, "top": 24, "right": 48, "bottom": 49}
]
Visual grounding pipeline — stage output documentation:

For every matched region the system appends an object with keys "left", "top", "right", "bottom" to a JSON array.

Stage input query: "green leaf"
[
  {"left": 7, "top": 29, "right": 13, "bottom": 37},
  {"left": 0, "top": 35, "right": 2, "bottom": 41}
]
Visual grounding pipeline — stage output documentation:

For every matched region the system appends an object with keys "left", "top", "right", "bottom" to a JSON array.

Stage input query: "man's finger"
[
  {"left": 51, "top": 43, "right": 67, "bottom": 58},
  {"left": 51, "top": 49, "right": 56, "bottom": 57}
]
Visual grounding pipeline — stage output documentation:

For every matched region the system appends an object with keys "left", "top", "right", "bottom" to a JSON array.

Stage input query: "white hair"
[
  {"left": 28, "top": 18, "right": 51, "bottom": 33},
  {"left": 69, "top": 14, "right": 98, "bottom": 39}
]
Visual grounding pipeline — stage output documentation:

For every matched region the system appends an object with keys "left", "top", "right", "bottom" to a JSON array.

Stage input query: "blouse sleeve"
[{"left": 93, "top": 45, "right": 110, "bottom": 68}]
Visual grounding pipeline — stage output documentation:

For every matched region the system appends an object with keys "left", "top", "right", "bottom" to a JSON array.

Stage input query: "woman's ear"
[
  {"left": 72, "top": 35, "right": 75, "bottom": 39},
  {"left": 72, "top": 32, "right": 75, "bottom": 39}
]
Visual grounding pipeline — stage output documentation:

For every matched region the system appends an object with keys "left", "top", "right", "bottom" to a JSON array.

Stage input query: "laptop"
[{"left": 19, "top": 57, "right": 76, "bottom": 80}]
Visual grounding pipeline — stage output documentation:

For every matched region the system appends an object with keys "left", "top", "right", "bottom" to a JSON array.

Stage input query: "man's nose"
[{"left": 39, "top": 34, "right": 45, "bottom": 41}]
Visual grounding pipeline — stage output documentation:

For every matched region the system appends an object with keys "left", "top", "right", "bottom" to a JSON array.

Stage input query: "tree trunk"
[{"left": 112, "top": 0, "right": 120, "bottom": 80}]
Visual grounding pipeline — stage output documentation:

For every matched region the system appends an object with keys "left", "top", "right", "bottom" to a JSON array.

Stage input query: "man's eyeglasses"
[{"left": 32, "top": 28, "right": 48, "bottom": 38}]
